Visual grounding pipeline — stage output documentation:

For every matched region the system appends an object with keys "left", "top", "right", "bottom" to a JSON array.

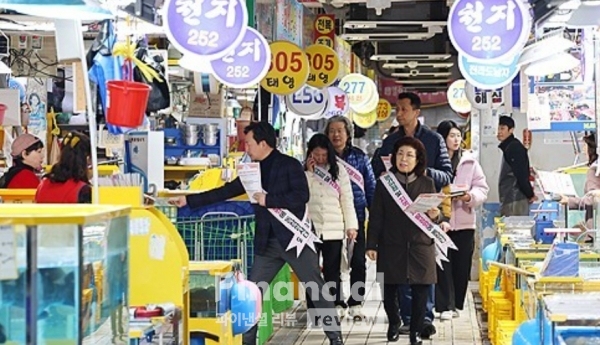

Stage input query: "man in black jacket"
[
  {"left": 497, "top": 116, "right": 536, "bottom": 216},
  {"left": 170, "top": 122, "right": 343, "bottom": 345}
]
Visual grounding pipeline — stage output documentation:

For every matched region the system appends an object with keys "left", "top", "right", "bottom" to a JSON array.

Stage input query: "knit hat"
[{"left": 11, "top": 133, "right": 41, "bottom": 158}]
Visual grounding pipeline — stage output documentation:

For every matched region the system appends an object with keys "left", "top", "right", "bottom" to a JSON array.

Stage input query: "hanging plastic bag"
[
  {"left": 230, "top": 270, "right": 262, "bottom": 335},
  {"left": 132, "top": 43, "right": 170, "bottom": 113}
]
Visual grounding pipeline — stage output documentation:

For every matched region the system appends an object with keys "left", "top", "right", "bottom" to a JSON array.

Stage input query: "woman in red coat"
[{"left": 0, "top": 133, "right": 44, "bottom": 189}]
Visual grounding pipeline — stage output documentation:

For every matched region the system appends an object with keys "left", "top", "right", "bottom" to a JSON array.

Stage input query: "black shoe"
[
  {"left": 398, "top": 324, "right": 410, "bottom": 335},
  {"left": 420, "top": 323, "right": 436, "bottom": 339},
  {"left": 386, "top": 323, "right": 401, "bottom": 342},
  {"left": 330, "top": 337, "right": 344, "bottom": 345},
  {"left": 410, "top": 333, "right": 423, "bottom": 345}
]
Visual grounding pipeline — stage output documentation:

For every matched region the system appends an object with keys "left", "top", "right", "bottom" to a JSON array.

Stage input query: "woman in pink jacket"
[{"left": 435, "top": 120, "right": 489, "bottom": 320}]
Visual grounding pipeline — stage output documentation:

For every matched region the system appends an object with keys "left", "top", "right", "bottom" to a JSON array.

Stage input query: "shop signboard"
[
  {"left": 447, "top": 79, "right": 471, "bottom": 114},
  {"left": 305, "top": 44, "right": 340, "bottom": 89},
  {"left": 260, "top": 41, "right": 309, "bottom": 95},
  {"left": 376, "top": 99, "right": 392, "bottom": 122},
  {"left": 322, "top": 86, "right": 350, "bottom": 118},
  {"left": 458, "top": 53, "right": 520, "bottom": 90},
  {"left": 527, "top": 84, "right": 595, "bottom": 132},
  {"left": 276, "top": 0, "right": 303, "bottom": 46},
  {"left": 448, "top": 0, "right": 531, "bottom": 63},
  {"left": 314, "top": 14, "right": 335, "bottom": 48},
  {"left": 286, "top": 85, "right": 328, "bottom": 117},
  {"left": 335, "top": 38, "right": 352, "bottom": 78},
  {"left": 210, "top": 27, "right": 271, "bottom": 89},
  {"left": 339, "top": 73, "right": 378, "bottom": 113},
  {"left": 164, "top": 0, "right": 248, "bottom": 60},
  {"left": 378, "top": 77, "right": 449, "bottom": 106}
]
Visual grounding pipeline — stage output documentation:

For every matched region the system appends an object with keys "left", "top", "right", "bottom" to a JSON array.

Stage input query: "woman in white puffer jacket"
[{"left": 304, "top": 133, "right": 358, "bottom": 320}]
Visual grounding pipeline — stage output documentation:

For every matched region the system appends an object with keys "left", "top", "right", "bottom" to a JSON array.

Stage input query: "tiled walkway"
[{"left": 269, "top": 260, "right": 484, "bottom": 345}]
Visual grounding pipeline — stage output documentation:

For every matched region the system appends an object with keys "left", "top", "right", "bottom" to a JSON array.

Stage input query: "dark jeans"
[
  {"left": 399, "top": 284, "right": 435, "bottom": 325},
  {"left": 347, "top": 221, "right": 366, "bottom": 307},
  {"left": 306, "top": 239, "right": 344, "bottom": 310},
  {"left": 435, "top": 230, "right": 475, "bottom": 312},
  {"left": 243, "top": 238, "right": 341, "bottom": 345},
  {"left": 385, "top": 284, "right": 429, "bottom": 335}
]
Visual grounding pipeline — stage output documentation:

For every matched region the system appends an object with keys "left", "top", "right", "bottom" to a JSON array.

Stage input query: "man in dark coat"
[{"left": 170, "top": 122, "right": 343, "bottom": 345}]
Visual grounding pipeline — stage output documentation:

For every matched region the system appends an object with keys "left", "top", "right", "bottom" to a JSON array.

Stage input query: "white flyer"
[
  {"left": 406, "top": 193, "right": 446, "bottom": 213},
  {"left": 236, "top": 163, "right": 263, "bottom": 203},
  {"left": 0, "top": 226, "right": 18, "bottom": 281},
  {"left": 382, "top": 155, "right": 392, "bottom": 171}
]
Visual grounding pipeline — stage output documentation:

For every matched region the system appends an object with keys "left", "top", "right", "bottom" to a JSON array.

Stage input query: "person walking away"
[
  {"left": 325, "top": 116, "right": 376, "bottom": 320},
  {"left": 304, "top": 133, "right": 358, "bottom": 321},
  {"left": 169, "top": 122, "right": 344, "bottom": 345},
  {"left": 435, "top": 120, "right": 489, "bottom": 320},
  {"left": 497, "top": 116, "right": 536, "bottom": 216},
  {"left": 371, "top": 92, "right": 453, "bottom": 338},
  {"left": 0, "top": 133, "right": 44, "bottom": 189},
  {"left": 366, "top": 137, "right": 444, "bottom": 345}
]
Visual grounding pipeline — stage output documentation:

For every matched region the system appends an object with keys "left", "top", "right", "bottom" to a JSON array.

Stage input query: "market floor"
[{"left": 269, "top": 261, "right": 484, "bottom": 345}]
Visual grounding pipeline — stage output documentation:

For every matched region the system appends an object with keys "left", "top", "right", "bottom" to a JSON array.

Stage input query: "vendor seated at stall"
[
  {"left": 35, "top": 131, "right": 92, "bottom": 204},
  {"left": 0, "top": 133, "right": 44, "bottom": 189},
  {"left": 559, "top": 132, "right": 600, "bottom": 241}
]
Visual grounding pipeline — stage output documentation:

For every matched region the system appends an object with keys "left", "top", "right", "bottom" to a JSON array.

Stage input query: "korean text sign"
[
  {"left": 305, "top": 44, "right": 340, "bottom": 89},
  {"left": 260, "top": 41, "right": 309, "bottom": 96}
]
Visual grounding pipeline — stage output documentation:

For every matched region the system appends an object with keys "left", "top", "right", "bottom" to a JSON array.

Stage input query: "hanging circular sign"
[
  {"left": 315, "top": 15, "right": 335, "bottom": 36},
  {"left": 339, "top": 74, "right": 377, "bottom": 112},
  {"left": 465, "top": 81, "right": 492, "bottom": 110},
  {"left": 260, "top": 41, "right": 309, "bottom": 95},
  {"left": 458, "top": 53, "right": 520, "bottom": 90},
  {"left": 286, "top": 85, "right": 328, "bottom": 116},
  {"left": 164, "top": 0, "right": 248, "bottom": 61},
  {"left": 353, "top": 92, "right": 379, "bottom": 115},
  {"left": 321, "top": 86, "right": 350, "bottom": 119},
  {"left": 448, "top": 0, "right": 531, "bottom": 63},
  {"left": 305, "top": 44, "right": 340, "bottom": 89},
  {"left": 352, "top": 109, "right": 377, "bottom": 129},
  {"left": 447, "top": 79, "right": 471, "bottom": 113},
  {"left": 376, "top": 99, "right": 392, "bottom": 122},
  {"left": 210, "top": 27, "right": 271, "bottom": 89}
]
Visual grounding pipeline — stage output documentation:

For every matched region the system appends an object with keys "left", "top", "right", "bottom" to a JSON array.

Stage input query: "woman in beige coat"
[{"left": 305, "top": 133, "right": 358, "bottom": 320}]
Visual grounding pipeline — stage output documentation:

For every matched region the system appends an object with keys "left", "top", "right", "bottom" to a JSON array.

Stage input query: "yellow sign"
[
  {"left": 314, "top": 36, "right": 334, "bottom": 48},
  {"left": 376, "top": 99, "right": 392, "bottom": 122},
  {"left": 315, "top": 15, "right": 335, "bottom": 35},
  {"left": 352, "top": 109, "right": 377, "bottom": 129},
  {"left": 261, "top": 41, "right": 309, "bottom": 96},
  {"left": 305, "top": 44, "right": 339, "bottom": 89}
]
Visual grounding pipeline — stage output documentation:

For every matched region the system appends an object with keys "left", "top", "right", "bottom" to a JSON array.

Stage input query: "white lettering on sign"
[
  {"left": 472, "top": 35, "right": 501, "bottom": 52},
  {"left": 469, "top": 65, "right": 510, "bottom": 78},
  {"left": 176, "top": 0, "right": 204, "bottom": 26},
  {"left": 188, "top": 29, "right": 219, "bottom": 47},
  {"left": 486, "top": 1, "right": 516, "bottom": 30},
  {"left": 458, "top": 1, "right": 484, "bottom": 33},
  {"left": 222, "top": 38, "right": 262, "bottom": 63},
  {"left": 205, "top": 0, "right": 238, "bottom": 28}
]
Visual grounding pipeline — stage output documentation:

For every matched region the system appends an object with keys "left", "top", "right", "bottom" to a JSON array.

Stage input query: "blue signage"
[{"left": 459, "top": 53, "right": 520, "bottom": 90}]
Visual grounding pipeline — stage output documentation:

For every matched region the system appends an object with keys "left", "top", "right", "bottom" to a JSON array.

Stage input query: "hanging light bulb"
[{"left": 524, "top": 52, "right": 580, "bottom": 77}]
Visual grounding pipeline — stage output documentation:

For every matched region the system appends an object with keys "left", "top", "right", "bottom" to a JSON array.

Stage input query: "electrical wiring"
[{"left": 8, "top": 47, "right": 71, "bottom": 81}]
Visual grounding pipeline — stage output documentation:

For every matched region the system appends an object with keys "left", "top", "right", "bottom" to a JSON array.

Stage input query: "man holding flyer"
[{"left": 169, "top": 122, "right": 344, "bottom": 345}]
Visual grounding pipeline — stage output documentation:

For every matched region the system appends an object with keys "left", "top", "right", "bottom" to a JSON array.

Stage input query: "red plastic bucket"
[
  {"left": 106, "top": 80, "right": 151, "bottom": 127},
  {"left": 0, "top": 103, "right": 7, "bottom": 125}
]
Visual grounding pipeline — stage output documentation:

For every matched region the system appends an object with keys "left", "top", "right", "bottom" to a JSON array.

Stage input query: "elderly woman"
[{"left": 366, "top": 137, "right": 443, "bottom": 345}]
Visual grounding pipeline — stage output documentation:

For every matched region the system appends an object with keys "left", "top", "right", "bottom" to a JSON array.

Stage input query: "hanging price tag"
[
  {"left": 260, "top": 41, "right": 309, "bottom": 96},
  {"left": 305, "top": 44, "right": 340, "bottom": 89}
]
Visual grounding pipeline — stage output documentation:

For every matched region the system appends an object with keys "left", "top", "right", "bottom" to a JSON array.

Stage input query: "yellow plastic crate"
[
  {"left": 489, "top": 296, "right": 512, "bottom": 344},
  {"left": 496, "top": 320, "right": 519, "bottom": 345}
]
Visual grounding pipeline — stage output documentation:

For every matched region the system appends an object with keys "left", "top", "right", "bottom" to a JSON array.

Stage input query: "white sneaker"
[
  {"left": 452, "top": 310, "right": 460, "bottom": 318},
  {"left": 440, "top": 311, "right": 453, "bottom": 320},
  {"left": 348, "top": 305, "right": 365, "bottom": 321},
  {"left": 336, "top": 305, "right": 347, "bottom": 319}
]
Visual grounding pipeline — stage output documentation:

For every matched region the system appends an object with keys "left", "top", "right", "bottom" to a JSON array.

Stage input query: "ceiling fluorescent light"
[
  {"left": 383, "top": 62, "right": 454, "bottom": 69},
  {"left": 391, "top": 72, "right": 452, "bottom": 78},
  {"left": 524, "top": 52, "right": 580, "bottom": 77},
  {"left": 395, "top": 79, "right": 451, "bottom": 84},
  {"left": 518, "top": 33, "right": 575, "bottom": 66},
  {"left": 371, "top": 54, "right": 452, "bottom": 61},
  {"left": 567, "top": 0, "right": 600, "bottom": 27},
  {"left": 340, "top": 32, "right": 434, "bottom": 41},
  {"left": 343, "top": 21, "right": 448, "bottom": 29}
]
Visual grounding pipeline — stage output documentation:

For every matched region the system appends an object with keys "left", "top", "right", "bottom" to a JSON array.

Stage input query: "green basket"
[{"left": 271, "top": 264, "right": 293, "bottom": 313}]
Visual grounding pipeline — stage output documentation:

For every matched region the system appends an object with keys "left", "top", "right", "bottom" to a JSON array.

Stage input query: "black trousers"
[
  {"left": 306, "top": 239, "right": 344, "bottom": 311},
  {"left": 384, "top": 283, "right": 429, "bottom": 335},
  {"left": 347, "top": 221, "right": 366, "bottom": 307},
  {"left": 243, "top": 238, "right": 341, "bottom": 345},
  {"left": 435, "top": 229, "right": 475, "bottom": 312}
]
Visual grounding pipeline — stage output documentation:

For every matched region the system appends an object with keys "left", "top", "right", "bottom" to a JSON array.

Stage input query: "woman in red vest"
[
  {"left": 35, "top": 131, "right": 92, "bottom": 203},
  {"left": 0, "top": 133, "right": 44, "bottom": 189}
]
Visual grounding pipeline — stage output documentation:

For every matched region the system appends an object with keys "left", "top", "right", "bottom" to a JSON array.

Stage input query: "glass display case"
[{"left": 0, "top": 204, "right": 130, "bottom": 345}]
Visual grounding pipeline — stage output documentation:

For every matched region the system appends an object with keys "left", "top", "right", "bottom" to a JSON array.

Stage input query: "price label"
[
  {"left": 305, "top": 44, "right": 339, "bottom": 89},
  {"left": 286, "top": 85, "right": 328, "bottom": 117},
  {"left": 261, "top": 41, "right": 309, "bottom": 96},
  {"left": 339, "top": 73, "right": 377, "bottom": 113},
  {"left": 447, "top": 79, "right": 471, "bottom": 113},
  {"left": 376, "top": 99, "right": 392, "bottom": 122}
]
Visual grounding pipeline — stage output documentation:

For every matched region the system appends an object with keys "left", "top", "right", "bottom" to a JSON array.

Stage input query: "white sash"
[
  {"left": 379, "top": 172, "right": 457, "bottom": 268},
  {"left": 313, "top": 166, "right": 341, "bottom": 195},
  {"left": 267, "top": 207, "right": 322, "bottom": 257},
  {"left": 336, "top": 157, "right": 365, "bottom": 193}
]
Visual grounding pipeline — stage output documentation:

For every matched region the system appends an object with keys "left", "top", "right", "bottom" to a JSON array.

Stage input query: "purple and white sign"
[
  {"left": 448, "top": 0, "right": 531, "bottom": 63},
  {"left": 458, "top": 53, "right": 520, "bottom": 90},
  {"left": 210, "top": 27, "right": 271, "bottom": 89},
  {"left": 164, "top": 0, "right": 249, "bottom": 60}
]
